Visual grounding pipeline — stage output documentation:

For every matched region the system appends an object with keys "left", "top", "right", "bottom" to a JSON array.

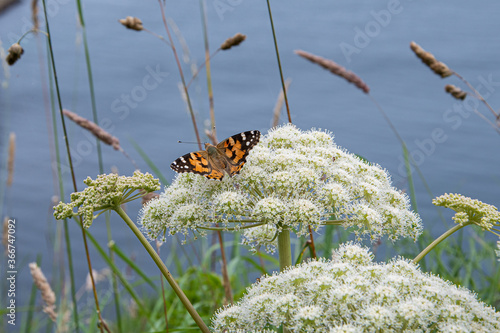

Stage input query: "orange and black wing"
[
  {"left": 170, "top": 151, "right": 224, "bottom": 180},
  {"left": 217, "top": 130, "right": 261, "bottom": 176}
]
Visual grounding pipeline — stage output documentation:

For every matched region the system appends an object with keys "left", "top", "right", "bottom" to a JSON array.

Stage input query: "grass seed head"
[
  {"left": 119, "top": 16, "right": 143, "bottom": 31},
  {"left": 29, "top": 263, "right": 57, "bottom": 322},
  {"left": 6, "top": 43, "right": 24, "bottom": 66},
  {"left": 295, "top": 49, "right": 370, "bottom": 93},
  {"left": 445, "top": 84, "right": 467, "bottom": 100},
  {"left": 220, "top": 33, "right": 246, "bottom": 50},
  {"left": 63, "top": 109, "right": 121, "bottom": 150},
  {"left": 410, "top": 41, "right": 453, "bottom": 78}
]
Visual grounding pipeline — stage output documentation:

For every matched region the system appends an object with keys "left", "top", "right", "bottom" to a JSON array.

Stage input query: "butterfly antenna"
[{"left": 178, "top": 140, "right": 209, "bottom": 146}]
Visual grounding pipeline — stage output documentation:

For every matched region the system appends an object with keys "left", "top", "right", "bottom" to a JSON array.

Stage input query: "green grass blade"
[
  {"left": 110, "top": 241, "right": 159, "bottom": 291},
  {"left": 129, "top": 138, "right": 169, "bottom": 186},
  {"left": 402, "top": 144, "right": 418, "bottom": 213}
]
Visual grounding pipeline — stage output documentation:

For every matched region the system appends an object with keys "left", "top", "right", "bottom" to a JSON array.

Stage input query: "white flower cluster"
[
  {"left": 139, "top": 124, "right": 422, "bottom": 249},
  {"left": 212, "top": 243, "right": 500, "bottom": 332}
]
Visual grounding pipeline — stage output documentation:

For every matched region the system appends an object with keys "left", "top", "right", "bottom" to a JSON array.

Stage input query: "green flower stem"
[
  {"left": 277, "top": 226, "right": 292, "bottom": 333},
  {"left": 413, "top": 222, "right": 471, "bottom": 264},
  {"left": 322, "top": 219, "right": 345, "bottom": 225},
  {"left": 196, "top": 222, "right": 266, "bottom": 231},
  {"left": 278, "top": 227, "right": 292, "bottom": 271},
  {"left": 114, "top": 206, "right": 210, "bottom": 333}
]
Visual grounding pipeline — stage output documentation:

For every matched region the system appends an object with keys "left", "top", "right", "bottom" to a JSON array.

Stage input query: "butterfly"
[{"left": 170, "top": 130, "right": 261, "bottom": 180}]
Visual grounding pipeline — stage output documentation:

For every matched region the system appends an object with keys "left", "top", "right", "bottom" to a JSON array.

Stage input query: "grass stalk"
[
  {"left": 157, "top": 0, "right": 202, "bottom": 150},
  {"left": 216, "top": 230, "right": 233, "bottom": 304},
  {"left": 109, "top": 241, "right": 158, "bottom": 290},
  {"left": 199, "top": 0, "right": 217, "bottom": 142},
  {"left": 402, "top": 145, "right": 417, "bottom": 212},
  {"left": 45, "top": 26, "right": 81, "bottom": 333},
  {"left": 82, "top": 227, "right": 150, "bottom": 318},
  {"left": 452, "top": 71, "right": 499, "bottom": 120},
  {"left": 41, "top": 1, "right": 105, "bottom": 330},
  {"left": 114, "top": 206, "right": 210, "bottom": 332},
  {"left": 156, "top": 241, "right": 169, "bottom": 332},
  {"left": 74, "top": 1, "right": 123, "bottom": 328},
  {"left": 266, "top": 0, "right": 291, "bottom": 123},
  {"left": 198, "top": 3, "right": 233, "bottom": 302}
]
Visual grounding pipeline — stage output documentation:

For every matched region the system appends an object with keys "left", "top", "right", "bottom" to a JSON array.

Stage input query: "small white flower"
[
  {"left": 214, "top": 191, "right": 248, "bottom": 218},
  {"left": 242, "top": 224, "right": 277, "bottom": 253},
  {"left": 332, "top": 241, "right": 374, "bottom": 265}
]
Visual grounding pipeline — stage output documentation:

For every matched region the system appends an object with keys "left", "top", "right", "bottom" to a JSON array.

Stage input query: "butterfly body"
[{"left": 171, "top": 130, "right": 261, "bottom": 180}]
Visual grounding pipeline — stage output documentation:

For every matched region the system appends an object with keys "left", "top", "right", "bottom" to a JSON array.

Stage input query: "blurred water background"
[{"left": 1, "top": 0, "right": 499, "bottom": 326}]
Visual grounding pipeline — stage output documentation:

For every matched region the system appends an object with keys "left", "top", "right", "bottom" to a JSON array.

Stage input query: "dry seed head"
[
  {"left": 7, "top": 132, "right": 15, "bottom": 187},
  {"left": 295, "top": 49, "right": 370, "bottom": 94},
  {"left": 63, "top": 109, "right": 121, "bottom": 150},
  {"left": 445, "top": 84, "right": 467, "bottom": 100},
  {"left": 119, "top": 16, "right": 143, "bottom": 31},
  {"left": 410, "top": 41, "right": 453, "bottom": 78},
  {"left": 6, "top": 43, "right": 24, "bottom": 66},
  {"left": 29, "top": 262, "right": 57, "bottom": 322},
  {"left": 220, "top": 33, "right": 246, "bottom": 50}
]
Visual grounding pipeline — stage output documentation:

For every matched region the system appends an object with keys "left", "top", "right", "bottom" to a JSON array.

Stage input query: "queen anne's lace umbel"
[
  {"left": 140, "top": 124, "right": 422, "bottom": 250},
  {"left": 211, "top": 243, "right": 500, "bottom": 332},
  {"left": 54, "top": 171, "right": 160, "bottom": 227},
  {"left": 433, "top": 193, "right": 500, "bottom": 232}
]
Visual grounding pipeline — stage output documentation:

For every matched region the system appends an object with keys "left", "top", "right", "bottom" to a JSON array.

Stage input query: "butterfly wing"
[
  {"left": 170, "top": 151, "right": 224, "bottom": 180},
  {"left": 216, "top": 130, "right": 261, "bottom": 176}
]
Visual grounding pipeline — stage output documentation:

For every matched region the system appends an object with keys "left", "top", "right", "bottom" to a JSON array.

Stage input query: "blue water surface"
[{"left": 1, "top": 0, "right": 499, "bottom": 328}]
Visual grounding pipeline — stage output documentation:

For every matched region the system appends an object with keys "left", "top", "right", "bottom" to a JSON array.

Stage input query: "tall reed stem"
[
  {"left": 158, "top": 0, "right": 202, "bottom": 150},
  {"left": 200, "top": 0, "right": 217, "bottom": 142},
  {"left": 74, "top": 1, "right": 122, "bottom": 329},
  {"left": 41, "top": 1, "right": 104, "bottom": 330},
  {"left": 45, "top": 45, "right": 80, "bottom": 331},
  {"left": 266, "top": 0, "right": 291, "bottom": 123},
  {"left": 114, "top": 206, "right": 210, "bottom": 332}
]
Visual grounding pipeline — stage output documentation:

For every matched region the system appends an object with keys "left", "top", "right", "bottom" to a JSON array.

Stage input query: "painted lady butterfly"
[{"left": 170, "top": 130, "right": 261, "bottom": 180}]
